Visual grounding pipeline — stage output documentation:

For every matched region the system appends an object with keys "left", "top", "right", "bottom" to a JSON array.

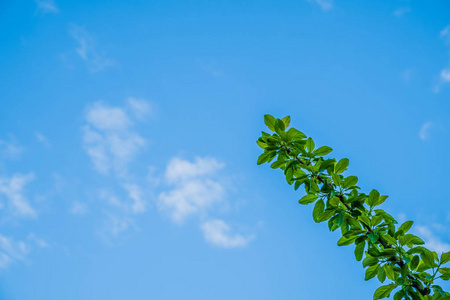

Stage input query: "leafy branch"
[{"left": 257, "top": 114, "right": 450, "bottom": 300}]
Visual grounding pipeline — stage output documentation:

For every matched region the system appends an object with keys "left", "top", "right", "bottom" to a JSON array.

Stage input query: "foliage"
[{"left": 257, "top": 114, "right": 450, "bottom": 300}]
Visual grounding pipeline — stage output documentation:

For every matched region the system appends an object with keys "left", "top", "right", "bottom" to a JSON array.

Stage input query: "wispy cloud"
[
  {"left": 441, "top": 25, "right": 450, "bottom": 43},
  {"left": 82, "top": 100, "right": 151, "bottom": 238},
  {"left": 201, "top": 219, "right": 253, "bottom": 248},
  {"left": 127, "top": 98, "right": 153, "bottom": 121},
  {"left": 70, "top": 201, "right": 88, "bottom": 215},
  {"left": 83, "top": 101, "right": 146, "bottom": 177},
  {"left": 419, "top": 121, "right": 433, "bottom": 141},
  {"left": 0, "top": 234, "right": 48, "bottom": 269},
  {"left": 434, "top": 25, "right": 450, "bottom": 92},
  {"left": 35, "top": 132, "right": 51, "bottom": 148},
  {"left": 308, "top": 0, "right": 333, "bottom": 11},
  {"left": 0, "top": 139, "right": 23, "bottom": 159},
  {"left": 158, "top": 157, "right": 253, "bottom": 248},
  {"left": 0, "top": 173, "right": 36, "bottom": 217},
  {"left": 393, "top": 7, "right": 410, "bottom": 17},
  {"left": 69, "top": 25, "right": 115, "bottom": 72},
  {"left": 34, "top": 0, "right": 59, "bottom": 14},
  {"left": 415, "top": 225, "right": 450, "bottom": 253}
]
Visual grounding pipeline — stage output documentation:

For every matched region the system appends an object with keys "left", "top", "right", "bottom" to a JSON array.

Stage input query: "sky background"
[{"left": 1, "top": 0, "right": 450, "bottom": 299}]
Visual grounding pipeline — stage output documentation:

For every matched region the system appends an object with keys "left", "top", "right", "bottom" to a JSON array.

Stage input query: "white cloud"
[
  {"left": 0, "top": 233, "right": 49, "bottom": 269},
  {"left": 308, "top": 0, "right": 333, "bottom": 11},
  {"left": 415, "top": 226, "right": 450, "bottom": 253},
  {"left": 35, "top": 132, "right": 51, "bottom": 148},
  {"left": 127, "top": 98, "right": 152, "bottom": 120},
  {"left": 441, "top": 25, "right": 450, "bottom": 42},
  {"left": 0, "top": 234, "right": 29, "bottom": 269},
  {"left": 201, "top": 219, "right": 252, "bottom": 248},
  {"left": 440, "top": 69, "right": 450, "bottom": 82},
  {"left": 393, "top": 7, "right": 410, "bottom": 17},
  {"left": 122, "top": 183, "right": 146, "bottom": 213},
  {"left": 35, "top": 0, "right": 59, "bottom": 14},
  {"left": 159, "top": 157, "right": 225, "bottom": 223},
  {"left": 0, "top": 139, "right": 23, "bottom": 159},
  {"left": 0, "top": 173, "right": 36, "bottom": 217},
  {"left": 83, "top": 101, "right": 146, "bottom": 177},
  {"left": 419, "top": 121, "right": 433, "bottom": 141},
  {"left": 158, "top": 157, "right": 253, "bottom": 247},
  {"left": 82, "top": 100, "right": 152, "bottom": 238},
  {"left": 69, "top": 25, "right": 115, "bottom": 72},
  {"left": 165, "top": 157, "right": 225, "bottom": 184},
  {"left": 70, "top": 201, "right": 88, "bottom": 215},
  {"left": 159, "top": 178, "right": 225, "bottom": 223}
]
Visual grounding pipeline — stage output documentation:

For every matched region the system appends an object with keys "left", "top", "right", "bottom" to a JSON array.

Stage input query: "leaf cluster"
[{"left": 257, "top": 115, "right": 450, "bottom": 300}]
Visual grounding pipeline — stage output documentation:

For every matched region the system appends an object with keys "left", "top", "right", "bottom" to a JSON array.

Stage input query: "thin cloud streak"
[
  {"left": 69, "top": 25, "right": 115, "bottom": 72},
  {"left": 35, "top": 0, "right": 59, "bottom": 14}
]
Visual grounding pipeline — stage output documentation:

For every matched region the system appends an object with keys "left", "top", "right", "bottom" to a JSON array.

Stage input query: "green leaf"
[
  {"left": 285, "top": 167, "right": 294, "bottom": 184},
  {"left": 337, "top": 235, "right": 358, "bottom": 246},
  {"left": 399, "top": 234, "right": 425, "bottom": 246},
  {"left": 381, "top": 234, "right": 397, "bottom": 245},
  {"left": 274, "top": 119, "right": 285, "bottom": 134},
  {"left": 270, "top": 160, "right": 287, "bottom": 169},
  {"left": 281, "top": 116, "right": 291, "bottom": 129},
  {"left": 421, "top": 250, "right": 436, "bottom": 267},
  {"left": 441, "top": 251, "right": 450, "bottom": 265},
  {"left": 368, "top": 233, "right": 379, "bottom": 243},
  {"left": 331, "top": 173, "right": 341, "bottom": 186},
  {"left": 298, "top": 194, "right": 318, "bottom": 205},
  {"left": 363, "top": 256, "right": 379, "bottom": 268},
  {"left": 286, "top": 128, "right": 306, "bottom": 140},
  {"left": 313, "top": 146, "right": 333, "bottom": 157},
  {"left": 410, "top": 255, "right": 420, "bottom": 271},
  {"left": 393, "top": 290, "right": 405, "bottom": 300},
  {"left": 257, "top": 152, "right": 272, "bottom": 165},
  {"left": 365, "top": 264, "right": 379, "bottom": 281},
  {"left": 375, "top": 195, "right": 388, "bottom": 206},
  {"left": 335, "top": 158, "right": 349, "bottom": 174},
  {"left": 367, "top": 189, "right": 380, "bottom": 207},
  {"left": 377, "top": 265, "right": 386, "bottom": 283},
  {"left": 355, "top": 241, "right": 365, "bottom": 261},
  {"left": 305, "top": 137, "right": 315, "bottom": 153},
  {"left": 397, "top": 221, "right": 414, "bottom": 235},
  {"left": 312, "top": 199, "right": 325, "bottom": 223},
  {"left": 264, "top": 115, "right": 276, "bottom": 131},
  {"left": 342, "top": 176, "right": 358, "bottom": 189},
  {"left": 373, "top": 284, "right": 397, "bottom": 300},
  {"left": 384, "top": 265, "right": 395, "bottom": 280}
]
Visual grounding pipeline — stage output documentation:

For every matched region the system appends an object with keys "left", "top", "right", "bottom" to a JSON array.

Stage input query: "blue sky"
[{"left": 1, "top": 0, "right": 450, "bottom": 299}]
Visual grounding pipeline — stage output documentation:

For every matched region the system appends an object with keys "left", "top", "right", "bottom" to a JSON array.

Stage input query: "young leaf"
[
  {"left": 281, "top": 116, "right": 291, "bottom": 129},
  {"left": 257, "top": 152, "right": 271, "bottom": 165},
  {"left": 305, "top": 137, "right": 315, "bottom": 153},
  {"left": 384, "top": 265, "right": 395, "bottom": 280},
  {"left": 312, "top": 199, "right": 325, "bottom": 223},
  {"left": 365, "top": 264, "right": 379, "bottom": 281},
  {"left": 373, "top": 284, "right": 397, "bottom": 300},
  {"left": 397, "top": 221, "right": 414, "bottom": 235},
  {"left": 377, "top": 265, "right": 386, "bottom": 283},
  {"left": 367, "top": 189, "right": 380, "bottom": 207},
  {"left": 342, "top": 175, "right": 358, "bottom": 189},
  {"left": 313, "top": 146, "right": 333, "bottom": 157},
  {"left": 399, "top": 234, "right": 425, "bottom": 246},
  {"left": 298, "top": 194, "right": 318, "bottom": 205},
  {"left": 355, "top": 241, "right": 365, "bottom": 261},
  {"left": 335, "top": 158, "right": 349, "bottom": 174},
  {"left": 441, "top": 251, "right": 450, "bottom": 265},
  {"left": 264, "top": 114, "right": 276, "bottom": 131},
  {"left": 363, "top": 256, "right": 379, "bottom": 268}
]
